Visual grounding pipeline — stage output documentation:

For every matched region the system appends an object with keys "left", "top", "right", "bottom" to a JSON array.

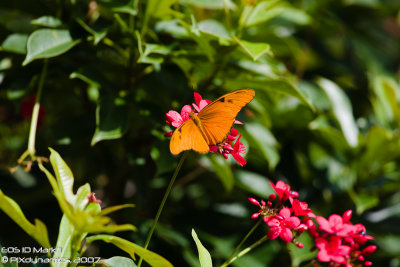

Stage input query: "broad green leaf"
[
  {"left": 53, "top": 215, "right": 72, "bottom": 267},
  {"left": 240, "top": 0, "right": 284, "bottom": 27},
  {"left": 234, "top": 37, "right": 270, "bottom": 61},
  {"left": 146, "top": 0, "right": 182, "bottom": 19},
  {"left": 259, "top": 80, "right": 314, "bottom": 111},
  {"left": 98, "top": 0, "right": 138, "bottom": 16},
  {"left": 0, "top": 189, "right": 51, "bottom": 248},
  {"left": 198, "top": 19, "right": 231, "bottom": 45},
  {"left": 101, "top": 256, "right": 137, "bottom": 267},
  {"left": 86, "top": 235, "right": 173, "bottom": 267},
  {"left": 49, "top": 148, "right": 76, "bottom": 205},
  {"left": 155, "top": 19, "right": 189, "bottom": 39},
  {"left": 278, "top": 6, "right": 312, "bottom": 25},
  {"left": 1, "top": 33, "right": 28, "bottom": 54},
  {"left": 288, "top": 233, "right": 317, "bottom": 266},
  {"left": 371, "top": 76, "right": 400, "bottom": 129},
  {"left": 23, "top": 29, "right": 80, "bottom": 65},
  {"left": 91, "top": 96, "right": 130, "bottom": 145},
  {"left": 317, "top": 77, "right": 359, "bottom": 147},
  {"left": 208, "top": 154, "right": 234, "bottom": 192},
  {"left": 31, "top": 16, "right": 63, "bottom": 27},
  {"left": 349, "top": 191, "right": 379, "bottom": 214},
  {"left": 74, "top": 183, "right": 91, "bottom": 210},
  {"left": 180, "top": 0, "right": 235, "bottom": 9},
  {"left": 244, "top": 123, "right": 280, "bottom": 170},
  {"left": 235, "top": 170, "right": 273, "bottom": 198},
  {"left": 192, "top": 229, "right": 213, "bottom": 267}
]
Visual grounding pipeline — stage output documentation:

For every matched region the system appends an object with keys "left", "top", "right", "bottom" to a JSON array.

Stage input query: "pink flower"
[
  {"left": 315, "top": 235, "right": 351, "bottom": 264},
  {"left": 265, "top": 208, "right": 301, "bottom": 242},
  {"left": 269, "top": 180, "right": 299, "bottom": 204},
  {"left": 316, "top": 214, "right": 354, "bottom": 237},
  {"left": 193, "top": 92, "right": 211, "bottom": 112},
  {"left": 165, "top": 105, "right": 193, "bottom": 128},
  {"left": 290, "top": 199, "right": 315, "bottom": 217},
  {"left": 231, "top": 135, "right": 247, "bottom": 166}
]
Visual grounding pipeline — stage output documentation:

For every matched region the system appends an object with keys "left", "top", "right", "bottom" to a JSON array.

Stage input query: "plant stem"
[
  {"left": 138, "top": 151, "right": 188, "bottom": 267},
  {"left": 221, "top": 219, "right": 262, "bottom": 267},
  {"left": 221, "top": 235, "right": 268, "bottom": 267},
  {"left": 27, "top": 60, "right": 48, "bottom": 159}
]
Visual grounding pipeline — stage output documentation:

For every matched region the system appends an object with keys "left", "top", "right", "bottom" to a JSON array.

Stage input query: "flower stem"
[
  {"left": 138, "top": 151, "right": 188, "bottom": 267},
  {"left": 221, "top": 235, "right": 268, "bottom": 267},
  {"left": 221, "top": 219, "right": 262, "bottom": 267},
  {"left": 23, "top": 60, "right": 48, "bottom": 162}
]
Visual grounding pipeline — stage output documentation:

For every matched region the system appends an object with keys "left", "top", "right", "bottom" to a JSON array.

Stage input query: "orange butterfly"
[{"left": 170, "top": 89, "right": 255, "bottom": 155}]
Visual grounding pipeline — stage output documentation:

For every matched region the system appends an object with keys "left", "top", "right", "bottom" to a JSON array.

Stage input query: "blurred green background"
[{"left": 1, "top": 0, "right": 400, "bottom": 266}]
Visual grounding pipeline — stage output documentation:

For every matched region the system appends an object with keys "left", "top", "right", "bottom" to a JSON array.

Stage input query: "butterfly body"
[{"left": 170, "top": 89, "right": 255, "bottom": 155}]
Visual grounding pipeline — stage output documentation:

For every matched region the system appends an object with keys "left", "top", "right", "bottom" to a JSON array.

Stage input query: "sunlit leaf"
[
  {"left": 101, "top": 256, "right": 137, "bottom": 267},
  {"left": 234, "top": 37, "right": 270, "bottom": 61},
  {"left": 235, "top": 170, "right": 273, "bottom": 198},
  {"left": 1, "top": 33, "right": 28, "bottom": 54},
  {"left": 31, "top": 16, "right": 63, "bottom": 27},
  {"left": 86, "top": 235, "right": 173, "bottom": 267},
  {"left": 192, "top": 229, "right": 213, "bottom": 267},
  {"left": 0, "top": 189, "right": 51, "bottom": 248},
  {"left": 317, "top": 77, "right": 359, "bottom": 147},
  {"left": 23, "top": 29, "right": 80, "bottom": 65}
]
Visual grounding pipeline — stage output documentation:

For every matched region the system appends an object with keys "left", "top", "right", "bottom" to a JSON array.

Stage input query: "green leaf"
[
  {"left": 101, "top": 256, "right": 137, "bottom": 267},
  {"left": 350, "top": 191, "right": 379, "bottom": 214},
  {"left": 180, "top": 0, "right": 235, "bottom": 9},
  {"left": 208, "top": 154, "right": 234, "bottom": 192},
  {"left": 23, "top": 29, "right": 80, "bottom": 65},
  {"left": 100, "top": 204, "right": 135, "bottom": 216},
  {"left": 288, "top": 233, "right": 317, "bottom": 266},
  {"left": 234, "top": 37, "right": 270, "bottom": 61},
  {"left": 91, "top": 96, "right": 130, "bottom": 145},
  {"left": 86, "top": 235, "right": 173, "bottom": 267},
  {"left": 235, "top": 170, "right": 274, "bottom": 198},
  {"left": 0, "top": 189, "right": 51, "bottom": 248},
  {"left": 146, "top": 0, "right": 182, "bottom": 19},
  {"left": 198, "top": 19, "right": 231, "bottom": 45},
  {"left": 240, "top": 0, "right": 284, "bottom": 27},
  {"left": 192, "top": 229, "right": 213, "bottom": 267},
  {"left": 244, "top": 123, "right": 280, "bottom": 170},
  {"left": 1, "top": 33, "right": 28, "bottom": 54},
  {"left": 53, "top": 215, "right": 72, "bottom": 267},
  {"left": 317, "top": 77, "right": 359, "bottom": 147},
  {"left": 31, "top": 16, "right": 63, "bottom": 27},
  {"left": 371, "top": 76, "right": 400, "bottom": 129},
  {"left": 259, "top": 80, "right": 314, "bottom": 111},
  {"left": 49, "top": 148, "right": 76, "bottom": 205}
]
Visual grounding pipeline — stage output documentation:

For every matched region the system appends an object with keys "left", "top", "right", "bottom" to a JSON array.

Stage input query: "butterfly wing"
[
  {"left": 170, "top": 119, "right": 209, "bottom": 155},
  {"left": 198, "top": 89, "right": 255, "bottom": 145}
]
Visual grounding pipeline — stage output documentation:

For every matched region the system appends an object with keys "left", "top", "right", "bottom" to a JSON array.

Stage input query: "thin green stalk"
[
  {"left": 27, "top": 60, "right": 48, "bottom": 158},
  {"left": 138, "top": 151, "right": 188, "bottom": 267},
  {"left": 221, "top": 219, "right": 262, "bottom": 267},
  {"left": 221, "top": 235, "right": 268, "bottom": 267}
]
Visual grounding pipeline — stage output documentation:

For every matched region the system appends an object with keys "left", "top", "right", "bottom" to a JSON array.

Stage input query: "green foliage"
[
  {"left": 192, "top": 229, "right": 213, "bottom": 267},
  {"left": 1, "top": 0, "right": 400, "bottom": 266}
]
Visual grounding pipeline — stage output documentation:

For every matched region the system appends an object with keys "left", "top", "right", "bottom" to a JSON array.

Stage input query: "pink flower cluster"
[
  {"left": 165, "top": 92, "right": 247, "bottom": 166},
  {"left": 249, "top": 180, "right": 376, "bottom": 266}
]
